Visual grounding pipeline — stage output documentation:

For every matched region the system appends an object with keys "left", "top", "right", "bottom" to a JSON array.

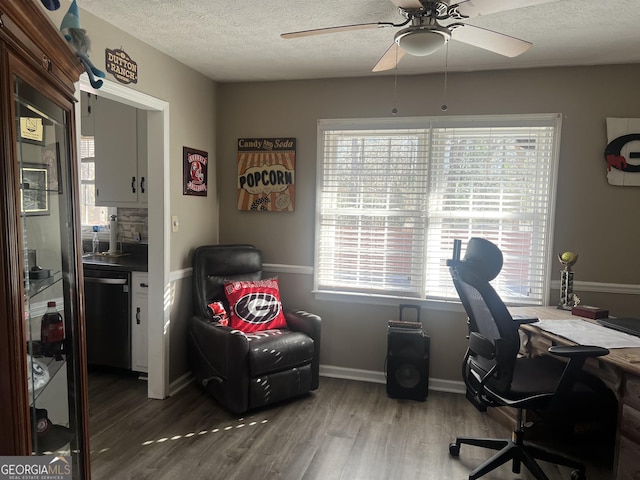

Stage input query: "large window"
[{"left": 315, "top": 114, "right": 561, "bottom": 305}]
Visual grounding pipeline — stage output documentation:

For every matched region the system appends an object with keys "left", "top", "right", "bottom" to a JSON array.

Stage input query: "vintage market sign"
[
  {"left": 237, "top": 138, "right": 295, "bottom": 211},
  {"left": 105, "top": 48, "right": 138, "bottom": 84},
  {"left": 183, "top": 147, "right": 208, "bottom": 196}
]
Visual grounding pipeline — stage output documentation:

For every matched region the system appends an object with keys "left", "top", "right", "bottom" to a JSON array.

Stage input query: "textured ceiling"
[{"left": 77, "top": 0, "right": 640, "bottom": 83}]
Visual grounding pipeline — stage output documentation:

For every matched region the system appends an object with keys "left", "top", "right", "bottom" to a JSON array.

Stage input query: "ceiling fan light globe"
[{"left": 395, "top": 28, "right": 450, "bottom": 56}]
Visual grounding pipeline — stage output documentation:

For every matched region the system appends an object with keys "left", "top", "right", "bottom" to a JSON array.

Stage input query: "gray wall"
[
  {"left": 217, "top": 64, "right": 640, "bottom": 382},
  {"left": 43, "top": 6, "right": 219, "bottom": 385},
  {"left": 43, "top": 6, "right": 220, "bottom": 272},
  {"left": 43, "top": 4, "right": 640, "bottom": 385}
]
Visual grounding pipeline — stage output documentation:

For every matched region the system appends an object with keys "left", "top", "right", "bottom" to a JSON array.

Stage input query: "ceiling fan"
[{"left": 281, "top": 0, "right": 557, "bottom": 72}]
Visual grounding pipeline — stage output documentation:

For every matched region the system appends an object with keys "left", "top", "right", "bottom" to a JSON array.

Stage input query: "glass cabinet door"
[{"left": 15, "top": 73, "right": 86, "bottom": 476}]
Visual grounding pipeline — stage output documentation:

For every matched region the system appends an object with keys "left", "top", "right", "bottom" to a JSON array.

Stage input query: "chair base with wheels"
[{"left": 449, "top": 408, "right": 585, "bottom": 480}]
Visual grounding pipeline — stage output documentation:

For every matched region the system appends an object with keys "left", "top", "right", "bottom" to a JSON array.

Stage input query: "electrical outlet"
[{"left": 134, "top": 231, "right": 141, "bottom": 242}]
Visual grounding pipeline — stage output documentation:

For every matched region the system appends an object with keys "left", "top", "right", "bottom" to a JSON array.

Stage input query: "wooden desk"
[{"left": 510, "top": 306, "right": 640, "bottom": 480}]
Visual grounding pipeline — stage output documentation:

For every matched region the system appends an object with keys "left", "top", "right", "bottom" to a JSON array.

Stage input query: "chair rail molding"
[{"left": 550, "top": 280, "right": 640, "bottom": 295}]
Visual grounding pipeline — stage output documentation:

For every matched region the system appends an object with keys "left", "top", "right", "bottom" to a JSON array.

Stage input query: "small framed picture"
[
  {"left": 183, "top": 147, "right": 208, "bottom": 196},
  {"left": 20, "top": 164, "right": 49, "bottom": 216},
  {"left": 19, "top": 117, "right": 45, "bottom": 146}
]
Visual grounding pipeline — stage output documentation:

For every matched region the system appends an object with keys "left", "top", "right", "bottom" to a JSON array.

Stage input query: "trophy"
[{"left": 558, "top": 251, "right": 578, "bottom": 310}]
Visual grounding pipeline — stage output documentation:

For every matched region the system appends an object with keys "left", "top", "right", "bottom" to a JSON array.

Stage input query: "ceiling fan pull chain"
[
  {"left": 392, "top": 45, "right": 399, "bottom": 115},
  {"left": 441, "top": 41, "right": 449, "bottom": 112}
]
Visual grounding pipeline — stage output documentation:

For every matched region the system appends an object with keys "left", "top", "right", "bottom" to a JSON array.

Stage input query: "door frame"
[{"left": 75, "top": 74, "right": 170, "bottom": 399}]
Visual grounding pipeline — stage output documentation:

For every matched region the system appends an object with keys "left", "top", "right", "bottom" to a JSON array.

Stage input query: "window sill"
[
  {"left": 313, "top": 290, "right": 542, "bottom": 312},
  {"left": 313, "top": 290, "right": 465, "bottom": 312}
]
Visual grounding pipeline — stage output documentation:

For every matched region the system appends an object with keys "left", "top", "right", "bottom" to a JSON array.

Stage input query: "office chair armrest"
[
  {"left": 547, "top": 344, "right": 610, "bottom": 406},
  {"left": 469, "top": 331, "right": 496, "bottom": 359},
  {"left": 512, "top": 315, "right": 539, "bottom": 325},
  {"left": 548, "top": 345, "right": 609, "bottom": 359}
]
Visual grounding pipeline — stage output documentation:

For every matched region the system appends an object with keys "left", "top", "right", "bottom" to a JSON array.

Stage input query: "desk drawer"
[
  {"left": 621, "top": 404, "right": 640, "bottom": 443},
  {"left": 619, "top": 380, "right": 640, "bottom": 480},
  {"left": 624, "top": 376, "right": 640, "bottom": 411},
  {"left": 584, "top": 359, "right": 621, "bottom": 395},
  {"left": 618, "top": 434, "right": 640, "bottom": 480},
  {"left": 528, "top": 334, "right": 553, "bottom": 357}
]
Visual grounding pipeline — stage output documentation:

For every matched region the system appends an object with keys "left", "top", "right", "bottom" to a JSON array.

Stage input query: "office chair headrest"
[{"left": 463, "top": 238, "right": 503, "bottom": 281}]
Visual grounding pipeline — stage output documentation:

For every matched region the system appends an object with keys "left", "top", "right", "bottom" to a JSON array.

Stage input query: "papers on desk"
[{"left": 536, "top": 319, "right": 640, "bottom": 349}]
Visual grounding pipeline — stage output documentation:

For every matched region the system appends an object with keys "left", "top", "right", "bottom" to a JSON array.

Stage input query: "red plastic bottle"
[{"left": 41, "top": 301, "right": 64, "bottom": 357}]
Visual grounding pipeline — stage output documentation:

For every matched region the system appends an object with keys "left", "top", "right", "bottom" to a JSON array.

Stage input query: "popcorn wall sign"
[{"left": 237, "top": 138, "right": 296, "bottom": 211}]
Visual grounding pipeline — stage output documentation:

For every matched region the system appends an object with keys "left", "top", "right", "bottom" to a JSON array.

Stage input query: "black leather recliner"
[{"left": 187, "top": 244, "right": 321, "bottom": 414}]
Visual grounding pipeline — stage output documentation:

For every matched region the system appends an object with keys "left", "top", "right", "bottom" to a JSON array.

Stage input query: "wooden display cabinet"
[{"left": 0, "top": 1, "right": 89, "bottom": 478}]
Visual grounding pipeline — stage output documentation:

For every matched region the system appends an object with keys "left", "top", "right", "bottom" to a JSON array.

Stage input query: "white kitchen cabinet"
[
  {"left": 80, "top": 92, "right": 95, "bottom": 136},
  {"left": 131, "top": 272, "right": 149, "bottom": 373},
  {"left": 136, "top": 110, "right": 148, "bottom": 204},
  {"left": 93, "top": 97, "right": 147, "bottom": 207}
]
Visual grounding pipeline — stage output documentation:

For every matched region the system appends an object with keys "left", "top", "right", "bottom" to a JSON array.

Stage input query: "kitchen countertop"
[
  {"left": 82, "top": 241, "right": 148, "bottom": 272},
  {"left": 82, "top": 253, "right": 148, "bottom": 272}
]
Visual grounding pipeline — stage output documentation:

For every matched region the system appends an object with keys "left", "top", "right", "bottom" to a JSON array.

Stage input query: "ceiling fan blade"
[
  {"left": 389, "top": 0, "right": 423, "bottom": 8},
  {"left": 281, "top": 22, "right": 392, "bottom": 39},
  {"left": 372, "top": 43, "right": 406, "bottom": 72},
  {"left": 451, "top": 24, "right": 532, "bottom": 57},
  {"left": 450, "top": 0, "right": 558, "bottom": 18}
]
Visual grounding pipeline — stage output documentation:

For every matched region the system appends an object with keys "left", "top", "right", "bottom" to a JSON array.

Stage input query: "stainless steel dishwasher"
[{"left": 83, "top": 267, "right": 131, "bottom": 370}]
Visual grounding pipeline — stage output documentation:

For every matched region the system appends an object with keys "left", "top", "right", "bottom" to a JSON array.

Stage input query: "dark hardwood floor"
[{"left": 87, "top": 373, "right": 614, "bottom": 480}]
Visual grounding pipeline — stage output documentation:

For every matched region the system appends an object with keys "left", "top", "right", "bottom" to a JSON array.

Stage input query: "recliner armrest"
[
  {"left": 284, "top": 309, "right": 321, "bottom": 390},
  {"left": 188, "top": 315, "right": 250, "bottom": 378},
  {"left": 284, "top": 309, "right": 321, "bottom": 339},
  {"left": 187, "top": 315, "right": 253, "bottom": 413}
]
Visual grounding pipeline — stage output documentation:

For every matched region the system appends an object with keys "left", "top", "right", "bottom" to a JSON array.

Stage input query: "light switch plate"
[{"left": 171, "top": 215, "right": 179, "bottom": 232}]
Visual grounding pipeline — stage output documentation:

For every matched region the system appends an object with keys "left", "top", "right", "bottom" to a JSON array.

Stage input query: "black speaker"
[{"left": 386, "top": 306, "right": 430, "bottom": 401}]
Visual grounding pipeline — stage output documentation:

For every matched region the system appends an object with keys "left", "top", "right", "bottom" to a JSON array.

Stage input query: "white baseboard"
[
  {"left": 169, "top": 371, "right": 193, "bottom": 396},
  {"left": 319, "top": 364, "right": 465, "bottom": 395},
  {"left": 320, "top": 365, "right": 387, "bottom": 384},
  {"left": 168, "top": 366, "right": 465, "bottom": 397}
]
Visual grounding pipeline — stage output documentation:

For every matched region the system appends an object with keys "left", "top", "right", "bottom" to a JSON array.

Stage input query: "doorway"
[{"left": 76, "top": 74, "right": 170, "bottom": 399}]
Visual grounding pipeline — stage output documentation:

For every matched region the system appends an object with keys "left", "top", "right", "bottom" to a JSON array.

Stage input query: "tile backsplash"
[{"left": 117, "top": 207, "right": 148, "bottom": 244}]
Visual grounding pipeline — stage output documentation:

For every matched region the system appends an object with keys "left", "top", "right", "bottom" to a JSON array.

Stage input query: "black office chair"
[{"left": 447, "top": 238, "right": 615, "bottom": 480}]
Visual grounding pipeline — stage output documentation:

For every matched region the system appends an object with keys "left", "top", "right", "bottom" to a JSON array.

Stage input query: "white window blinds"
[
  {"left": 315, "top": 115, "right": 560, "bottom": 305},
  {"left": 316, "top": 127, "right": 429, "bottom": 297}
]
